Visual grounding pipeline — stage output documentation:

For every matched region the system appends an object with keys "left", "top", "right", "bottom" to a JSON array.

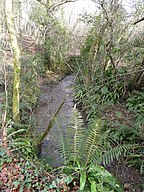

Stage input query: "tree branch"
[
  {"left": 133, "top": 17, "right": 144, "bottom": 25},
  {"left": 49, "top": 0, "right": 78, "bottom": 11},
  {"left": 35, "top": 0, "right": 78, "bottom": 12},
  {"left": 35, "top": 0, "right": 46, "bottom": 6}
]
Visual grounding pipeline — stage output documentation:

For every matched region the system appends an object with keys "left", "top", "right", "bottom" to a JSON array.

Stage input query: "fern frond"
[
  {"left": 67, "top": 105, "right": 85, "bottom": 162},
  {"left": 54, "top": 105, "right": 85, "bottom": 165},
  {"left": 83, "top": 121, "right": 101, "bottom": 167},
  {"left": 55, "top": 119, "right": 68, "bottom": 163},
  {"left": 96, "top": 144, "right": 136, "bottom": 166}
]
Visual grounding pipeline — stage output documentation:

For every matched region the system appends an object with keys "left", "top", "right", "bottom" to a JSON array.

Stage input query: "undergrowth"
[
  {"left": 74, "top": 58, "right": 144, "bottom": 170},
  {"left": 0, "top": 148, "right": 75, "bottom": 192},
  {"left": 73, "top": 11, "right": 144, "bottom": 190}
]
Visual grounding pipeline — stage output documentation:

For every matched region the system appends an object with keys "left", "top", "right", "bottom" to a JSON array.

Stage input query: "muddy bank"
[{"left": 34, "top": 74, "right": 78, "bottom": 167}]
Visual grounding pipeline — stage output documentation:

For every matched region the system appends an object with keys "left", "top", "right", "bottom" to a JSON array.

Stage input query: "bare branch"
[
  {"left": 49, "top": 0, "right": 78, "bottom": 11},
  {"left": 35, "top": 0, "right": 46, "bottom": 6},
  {"left": 133, "top": 17, "right": 144, "bottom": 25},
  {"left": 100, "top": 1, "right": 109, "bottom": 23},
  {"left": 35, "top": 0, "right": 78, "bottom": 12}
]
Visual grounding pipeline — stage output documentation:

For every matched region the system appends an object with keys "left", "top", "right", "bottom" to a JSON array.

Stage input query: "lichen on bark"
[{"left": 5, "top": 0, "right": 21, "bottom": 123}]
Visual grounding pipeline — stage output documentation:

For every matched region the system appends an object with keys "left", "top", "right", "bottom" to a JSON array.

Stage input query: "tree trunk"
[
  {"left": 0, "top": 0, "right": 6, "bottom": 34},
  {"left": 5, "top": 0, "right": 21, "bottom": 123},
  {"left": 131, "top": 57, "right": 144, "bottom": 91}
]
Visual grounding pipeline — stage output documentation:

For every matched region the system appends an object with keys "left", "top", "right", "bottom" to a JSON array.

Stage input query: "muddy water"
[{"left": 34, "top": 74, "right": 79, "bottom": 167}]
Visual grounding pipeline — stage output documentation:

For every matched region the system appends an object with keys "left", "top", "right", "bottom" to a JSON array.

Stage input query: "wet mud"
[{"left": 34, "top": 74, "right": 78, "bottom": 167}]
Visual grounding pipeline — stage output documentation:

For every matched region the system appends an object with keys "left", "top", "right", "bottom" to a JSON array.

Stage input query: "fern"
[
  {"left": 83, "top": 121, "right": 101, "bottom": 167},
  {"left": 51, "top": 106, "right": 135, "bottom": 169},
  {"left": 99, "top": 144, "right": 132, "bottom": 166},
  {"left": 68, "top": 105, "right": 85, "bottom": 163},
  {"left": 53, "top": 105, "right": 84, "bottom": 164},
  {"left": 55, "top": 119, "right": 68, "bottom": 163}
]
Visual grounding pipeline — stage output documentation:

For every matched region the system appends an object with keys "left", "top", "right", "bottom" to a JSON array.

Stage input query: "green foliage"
[
  {"left": 81, "top": 29, "right": 95, "bottom": 59},
  {"left": 43, "top": 19, "right": 70, "bottom": 72},
  {"left": 20, "top": 56, "right": 43, "bottom": 123},
  {"left": 5, "top": 123, "right": 36, "bottom": 157},
  {"left": 101, "top": 114, "right": 144, "bottom": 175},
  {"left": 29, "top": 1, "right": 71, "bottom": 74},
  {"left": 83, "top": 164, "right": 124, "bottom": 192},
  {"left": 1, "top": 1, "right": 144, "bottom": 190},
  {"left": 30, "top": 2, "right": 49, "bottom": 28},
  {"left": 35, "top": 17, "right": 70, "bottom": 73},
  {"left": 126, "top": 149, "right": 144, "bottom": 175},
  {"left": 55, "top": 111, "right": 134, "bottom": 191},
  {"left": 126, "top": 91, "right": 144, "bottom": 139},
  {"left": 80, "top": 171, "right": 86, "bottom": 190},
  {"left": 62, "top": 161, "right": 124, "bottom": 191},
  {"left": 111, "top": 115, "right": 143, "bottom": 141},
  {"left": 55, "top": 106, "right": 85, "bottom": 164},
  {"left": 67, "top": 113, "right": 132, "bottom": 166},
  {"left": 1, "top": 54, "right": 45, "bottom": 157},
  {"left": 75, "top": 66, "right": 128, "bottom": 121},
  {"left": 75, "top": 2, "right": 144, "bottom": 126},
  {"left": 0, "top": 148, "right": 72, "bottom": 191},
  {"left": 74, "top": 28, "right": 143, "bottom": 188},
  {"left": 126, "top": 91, "right": 144, "bottom": 114},
  {"left": 74, "top": 14, "right": 143, "bottom": 190}
]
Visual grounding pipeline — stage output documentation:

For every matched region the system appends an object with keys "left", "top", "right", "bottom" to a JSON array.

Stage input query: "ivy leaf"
[
  {"left": 26, "top": 183, "right": 31, "bottom": 190},
  {"left": 63, "top": 175, "right": 74, "bottom": 185},
  {"left": 13, "top": 181, "right": 20, "bottom": 188},
  {"left": 49, "top": 180, "right": 57, "bottom": 189},
  {"left": 0, "top": 148, "right": 5, "bottom": 157}
]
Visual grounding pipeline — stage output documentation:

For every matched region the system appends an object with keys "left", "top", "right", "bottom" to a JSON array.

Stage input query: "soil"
[
  {"left": 34, "top": 74, "right": 81, "bottom": 167},
  {"left": 106, "top": 161, "right": 144, "bottom": 192},
  {"left": 101, "top": 104, "right": 144, "bottom": 191}
]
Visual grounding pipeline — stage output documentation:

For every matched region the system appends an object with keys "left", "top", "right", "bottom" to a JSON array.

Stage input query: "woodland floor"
[{"left": 101, "top": 104, "right": 143, "bottom": 189}]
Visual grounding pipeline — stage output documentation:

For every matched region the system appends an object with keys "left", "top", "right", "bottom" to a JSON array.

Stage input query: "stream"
[{"left": 34, "top": 74, "right": 80, "bottom": 167}]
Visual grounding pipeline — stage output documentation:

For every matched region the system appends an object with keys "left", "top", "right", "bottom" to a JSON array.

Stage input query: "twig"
[
  {"left": 133, "top": 17, "right": 144, "bottom": 25},
  {"left": 49, "top": 0, "right": 78, "bottom": 11}
]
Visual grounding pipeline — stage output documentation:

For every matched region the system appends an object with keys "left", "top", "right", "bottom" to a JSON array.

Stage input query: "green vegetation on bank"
[{"left": 73, "top": 5, "right": 144, "bottom": 191}]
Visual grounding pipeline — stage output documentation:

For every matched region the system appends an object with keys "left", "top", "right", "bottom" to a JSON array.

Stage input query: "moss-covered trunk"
[{"left": 5, "top": 0, "right": 21, "bottom": 123}]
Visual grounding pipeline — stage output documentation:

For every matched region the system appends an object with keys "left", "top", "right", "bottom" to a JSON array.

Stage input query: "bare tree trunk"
[
  {"left": 5, "top": 0, "right": 21, "bottom": 123},
  {"left": 0, "top": 0, "right": 6, "bottom": 34},
  {"left": 130, "top": 57, "right": 144, "bottom": 91}
]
